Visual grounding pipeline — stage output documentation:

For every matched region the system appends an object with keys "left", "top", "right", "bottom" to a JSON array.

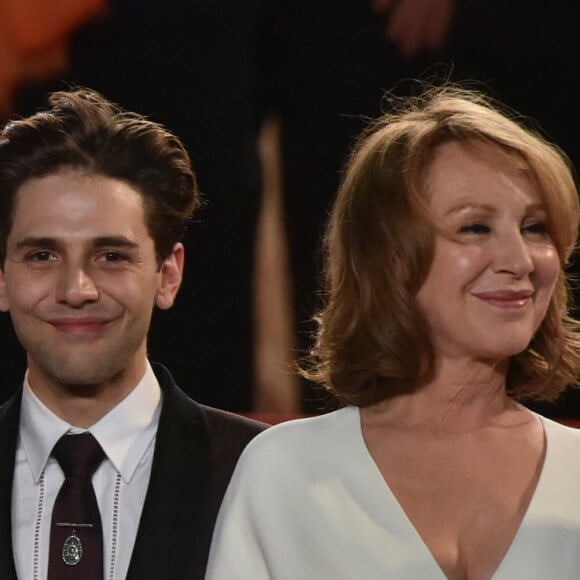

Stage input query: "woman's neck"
[{"left": 365, "top": 357, "right": 524, "bottom": 433}]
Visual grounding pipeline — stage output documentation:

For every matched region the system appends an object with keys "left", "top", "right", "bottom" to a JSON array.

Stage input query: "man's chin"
[
  {"left": 34, "top": 361, "right": 126, "bottom": 394},
  {"left": 59, "top": 379, "right": 111, "bottom": 396}
]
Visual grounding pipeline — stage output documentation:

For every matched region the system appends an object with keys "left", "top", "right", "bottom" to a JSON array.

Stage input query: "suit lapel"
[
  {"left": 0, "top": 392, "right": 21, "bottom": 580},
  {"left": 126, "top": 364, "right": 211, "bottom": 580}
]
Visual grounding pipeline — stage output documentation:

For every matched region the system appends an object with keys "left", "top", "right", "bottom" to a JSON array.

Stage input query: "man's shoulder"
[
  {"left": 0, "top": 390, "right": 21, "bottom": 432},
  {"left": 152, "top": 362, "right": 267, "bottom": 477},
  {"left": 153, "top": 361, "right": 267, "bottom": 438},
  {"left": 198, "top": 404, "right": 268, "bottom": 459}
]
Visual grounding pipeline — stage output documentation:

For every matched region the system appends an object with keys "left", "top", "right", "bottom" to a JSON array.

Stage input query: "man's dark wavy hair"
[{"left": 0, "top": 88, "right": 200, "bottom": 266}]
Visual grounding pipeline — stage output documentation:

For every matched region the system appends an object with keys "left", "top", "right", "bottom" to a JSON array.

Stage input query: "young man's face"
[{"left": 0, "top": 171, "right": 183, "bottom": 401}]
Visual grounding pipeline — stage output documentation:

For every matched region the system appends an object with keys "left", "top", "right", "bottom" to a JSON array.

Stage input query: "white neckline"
[{"left": 348, "top": 406, "right": 555, "bottom": 579}]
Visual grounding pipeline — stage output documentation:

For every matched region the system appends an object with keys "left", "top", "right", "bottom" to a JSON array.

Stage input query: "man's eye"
[
  {"left": 459, "top": 223, "right": 490, "bottom": 234},
  {"left": 100, "top": 252, "right": 128, "bottom": 263},
  {"left": 28, "top": 251, "right": 56, "bottom": 262}
]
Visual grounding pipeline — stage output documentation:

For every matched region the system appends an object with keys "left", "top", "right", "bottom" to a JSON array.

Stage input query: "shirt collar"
[{"left": 19, "top": 361, "right": 162, "bottom": 484}]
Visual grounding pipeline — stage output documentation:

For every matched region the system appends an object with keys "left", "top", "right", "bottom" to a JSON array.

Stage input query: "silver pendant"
[{"left": 62, "top": 531, "right": 83, "bottom": 566}]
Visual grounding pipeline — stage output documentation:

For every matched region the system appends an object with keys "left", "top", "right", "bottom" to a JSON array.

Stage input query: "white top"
[
  {"left": 206, "top": 406, "right": 580, "bottom": 580},
  {"left": 12, "top": 361, "right": 162, "bottom": 580}
]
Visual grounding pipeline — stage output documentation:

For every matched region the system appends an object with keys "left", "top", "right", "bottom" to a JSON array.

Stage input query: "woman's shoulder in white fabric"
[
  {"left": 536, "top": 413, "right": 580, "bottom": 440},
  {"left": 535, "top": 412, "right": 580, "bottom": 480},
  {"left": 232, "top": 406, "right": 359, "bottom": 477}
]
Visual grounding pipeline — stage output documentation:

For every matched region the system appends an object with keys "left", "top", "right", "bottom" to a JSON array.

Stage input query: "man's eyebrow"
[
  {"left": 14, "top": 237, "right": 58, "bottom": 251},
  {"left": 13, "top": 236, "right": 140, "bottom": 251},
  {"left": 93, "top": 236, "right": 139, "bottom": 249}
]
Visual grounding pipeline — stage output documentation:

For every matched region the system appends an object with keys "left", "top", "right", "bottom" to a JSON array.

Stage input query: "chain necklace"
[{"left": 33, "top": 470, "right": 122, "bottom": 580}]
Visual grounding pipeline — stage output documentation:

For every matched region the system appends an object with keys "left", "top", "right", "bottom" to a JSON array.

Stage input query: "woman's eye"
[
  {"left": 522, "top": 222, "right": 549, "bottom": 237},
  {"left": 459, "top": 223, "right": 490, "bottom": 235}
]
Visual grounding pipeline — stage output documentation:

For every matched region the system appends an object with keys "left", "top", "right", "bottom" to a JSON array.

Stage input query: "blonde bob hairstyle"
[{"left": 303, "top": 86, "right": 580, "bottom": 407}]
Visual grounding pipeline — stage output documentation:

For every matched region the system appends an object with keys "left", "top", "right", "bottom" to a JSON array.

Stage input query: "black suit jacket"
[{"left": 0, "top": 363, "right": 266, "bottom": 579}]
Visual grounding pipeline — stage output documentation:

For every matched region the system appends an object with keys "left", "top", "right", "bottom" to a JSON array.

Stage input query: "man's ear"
[
  {"left": 0, "top": 266, "right": 10, "bottom": 312},
  {"left": 155, "top": 243, "right": 185, "bottom": 310}
]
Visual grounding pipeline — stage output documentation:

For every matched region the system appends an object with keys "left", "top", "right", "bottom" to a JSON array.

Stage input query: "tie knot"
[{"left": 52, "top": 433, "right": 105, "bottom": 479}]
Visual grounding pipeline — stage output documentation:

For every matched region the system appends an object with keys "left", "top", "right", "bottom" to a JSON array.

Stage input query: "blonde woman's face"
[{"left": 415, "top": 141, "right": 559, "bottom": 363}]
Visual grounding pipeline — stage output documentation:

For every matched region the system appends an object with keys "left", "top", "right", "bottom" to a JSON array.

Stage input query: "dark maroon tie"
[{"left": 48, "top": 433, "right": 105, "bottom": 580}]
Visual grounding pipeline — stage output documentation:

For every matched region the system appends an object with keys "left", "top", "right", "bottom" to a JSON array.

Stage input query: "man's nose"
[{"left": 56, "top": 265, "right": 99, "bottom": 307}]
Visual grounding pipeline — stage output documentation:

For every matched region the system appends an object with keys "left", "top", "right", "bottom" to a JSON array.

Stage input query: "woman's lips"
[{"left": 473, "top": 290, "right": 533, "bottom": 309}]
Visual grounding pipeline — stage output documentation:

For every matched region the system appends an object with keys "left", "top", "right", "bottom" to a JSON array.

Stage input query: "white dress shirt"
[{"left": 12, "top": 361, "right": 162, "bottom": 580}]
